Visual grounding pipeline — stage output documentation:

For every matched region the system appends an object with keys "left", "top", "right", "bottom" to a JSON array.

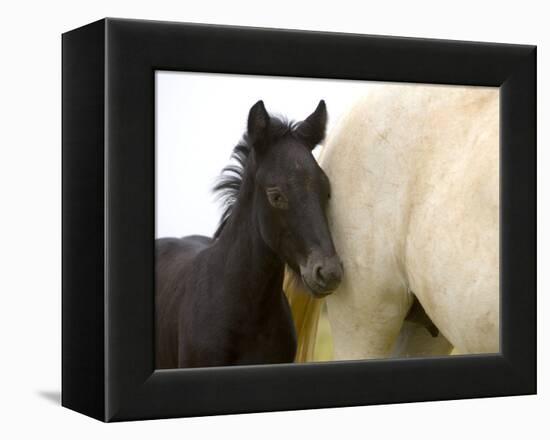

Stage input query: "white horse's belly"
[{"left": 322, "top": 84, "right": 499, "bottom": 359}]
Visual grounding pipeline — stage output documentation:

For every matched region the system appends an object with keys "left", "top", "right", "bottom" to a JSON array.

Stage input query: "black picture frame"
[{"left": 62, "top": 18, "right": 536, "bottom": 422}]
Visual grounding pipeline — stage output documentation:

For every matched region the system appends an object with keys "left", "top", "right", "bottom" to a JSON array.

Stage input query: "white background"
[{"left": 1, "top": 0, "right": 547, "bottom": 438}]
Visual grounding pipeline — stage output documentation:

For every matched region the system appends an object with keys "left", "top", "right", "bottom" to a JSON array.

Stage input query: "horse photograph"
[{"left": 155, "top": 72, "right": 499, "bottom": 369}]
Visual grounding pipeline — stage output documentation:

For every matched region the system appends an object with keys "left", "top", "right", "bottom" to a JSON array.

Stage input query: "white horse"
[{"left": 286, "top": 84, "right": 499, "bottom": 361}]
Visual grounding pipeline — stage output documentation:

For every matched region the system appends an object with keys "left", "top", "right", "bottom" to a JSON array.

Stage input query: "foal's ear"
[
  {"left": 295, "top": 100, "right": 327, "bottom": 150},
  {"left": 247, "top": 100, "right": 270, "bottom": 153}
]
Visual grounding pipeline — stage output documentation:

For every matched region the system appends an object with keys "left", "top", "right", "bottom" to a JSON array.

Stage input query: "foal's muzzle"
[{"left": 301, "top": 253, "right": 343, "bottom": 298}]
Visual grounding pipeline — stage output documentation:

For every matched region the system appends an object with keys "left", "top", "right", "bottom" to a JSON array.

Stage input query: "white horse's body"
[{"left": 320, "top": 84, "right": 499, "bottom": 359}]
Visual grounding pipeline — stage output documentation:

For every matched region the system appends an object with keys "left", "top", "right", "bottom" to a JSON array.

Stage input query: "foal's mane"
[{"left": 212, "top": 116, "right": 298, "bottom": 238}]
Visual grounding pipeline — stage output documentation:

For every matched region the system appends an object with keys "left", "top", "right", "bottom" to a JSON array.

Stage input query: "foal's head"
[{"left": 215, "top": 100, "right": 343, "bottom": 297}]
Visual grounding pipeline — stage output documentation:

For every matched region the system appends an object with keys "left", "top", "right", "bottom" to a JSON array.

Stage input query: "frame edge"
[{"left": 62, "top": 18, "right": 107, "bottom": 421}]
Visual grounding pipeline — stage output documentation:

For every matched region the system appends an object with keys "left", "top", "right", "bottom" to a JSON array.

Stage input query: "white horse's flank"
[{"left": 318, "top": 84, "right": 499, "bottom": 359}]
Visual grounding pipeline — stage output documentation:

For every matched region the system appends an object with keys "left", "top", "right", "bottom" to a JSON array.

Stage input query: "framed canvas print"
[{"left": 62, "top": 18, "right": 536, "bottom": 422}]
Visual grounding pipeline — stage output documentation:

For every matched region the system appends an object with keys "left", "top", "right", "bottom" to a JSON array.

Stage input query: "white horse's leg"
[
  {"left": 406, "top": 206, "right": 500, "bottom": 354},
  {"left": 323, "top": 200, "right": 413, "bottom": 360},
  {"left": 391, "top": 298, "right": 454, "bottom": 357},
  {"left": 326, "top": 277, "right": 411, "bottom": 360},
  {"left": 391, "top": 321, "right": 453, "bottom": 358}
]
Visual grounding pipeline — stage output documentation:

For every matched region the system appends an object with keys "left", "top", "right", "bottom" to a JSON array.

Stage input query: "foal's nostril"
[{"left": 314, "top": 264, "right": 325, "bottom": 284}]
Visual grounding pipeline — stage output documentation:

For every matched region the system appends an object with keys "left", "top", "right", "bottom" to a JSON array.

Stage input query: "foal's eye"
[{"left": 266, "top": 187, "right": 288, "bottom": 209}]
